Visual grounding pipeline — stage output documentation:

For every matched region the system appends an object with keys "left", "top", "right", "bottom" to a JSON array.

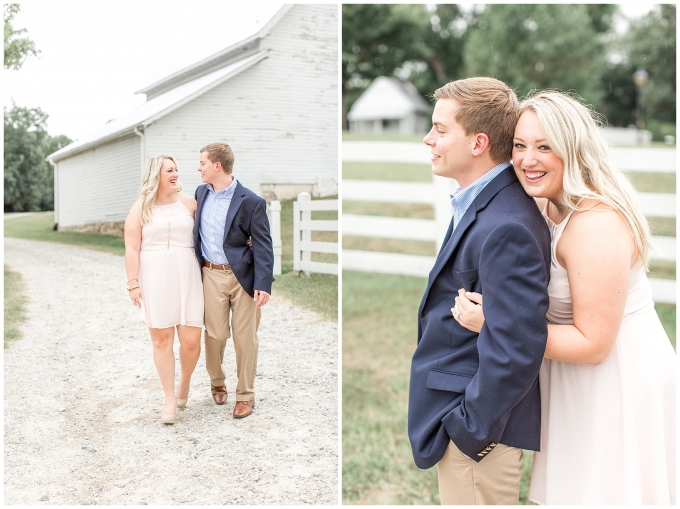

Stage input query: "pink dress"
[
  {"left": 528, "top": 204, "right": 676, "bottom": 504},
  {"left": 138, "top": 198, "right": 204, "bottom": 329}
]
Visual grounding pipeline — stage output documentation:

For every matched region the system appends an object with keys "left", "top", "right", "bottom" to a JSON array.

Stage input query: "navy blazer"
[
  {"left": 408, "top": 165, "right": 551, "bottom": 468},
  {"left": 194, "top": 181, "right": 274, "bottom": 297}
]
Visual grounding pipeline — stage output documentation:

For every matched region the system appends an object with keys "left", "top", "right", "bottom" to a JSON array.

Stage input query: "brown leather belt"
[{"left": 204, "top": 261, "right": 232, "bottom": 271}]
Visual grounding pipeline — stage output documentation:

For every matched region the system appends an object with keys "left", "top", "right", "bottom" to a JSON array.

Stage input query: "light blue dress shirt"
[
  {"left": 450, "top": 162, "right": 509, "bottom": 232},
  {"left": 200, "top": 177, "right": 238, "bottom": 264}
]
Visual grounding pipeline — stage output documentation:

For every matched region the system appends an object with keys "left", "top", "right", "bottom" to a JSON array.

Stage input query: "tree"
[
  {"left": 342, "top": 4, "right": 423, "bottom": 127},
  {"left": 463, "top": 4, "right": 607, "bottom": 106},
  {"left": 341, "top": 4, "right": 474, "bottom": 128},
  {"left": 4, "top": 105, "right": 70, "bottom": 212},
  {"left": 626, "top": 5, "right": 676, "bottom": 132},
  {"left": 4, "top": 4, "right": 39, "bottom": 70}
]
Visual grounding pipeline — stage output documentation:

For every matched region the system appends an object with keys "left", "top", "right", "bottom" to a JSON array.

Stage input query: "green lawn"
[
  {"left": 5, "top": 212, "right": 125, "bottom": 255},
  {"left": 4, "top": 264, "right": 28, "bottom": 348},
  {"left": 4, "top": 201, "right": 338, "bottom": 324}
]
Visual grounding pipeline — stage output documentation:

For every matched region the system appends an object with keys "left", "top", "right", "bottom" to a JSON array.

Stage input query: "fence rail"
[
  {"left": 293, "top": 192, "right": 338, "bottom": 276},
  {"left": 342, "top": 167, "right": 677, "bottom": 305}
]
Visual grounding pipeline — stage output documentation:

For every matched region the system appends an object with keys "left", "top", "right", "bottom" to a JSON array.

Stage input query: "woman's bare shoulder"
[
  {"left": 563, "top": 198, "right": 633, "bottom": 256},
  {"left": 179, "top": 193, "right": 197, "bottom": 213}
]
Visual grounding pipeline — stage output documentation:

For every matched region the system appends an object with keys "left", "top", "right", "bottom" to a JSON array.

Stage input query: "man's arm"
[
  {"left": 250, "top": 198, "right": 275, "bottom": 304},
  {"left": 441, "top": 222, "right": 549, "bottom": 461}
]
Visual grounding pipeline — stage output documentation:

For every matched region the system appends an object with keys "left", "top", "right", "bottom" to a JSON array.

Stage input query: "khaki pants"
[
  {"left": 437, "top": 440, "right": 523, "bottom": 505},
  {"left": 202, "top": 266, "right": 261, "bottom": 402}
]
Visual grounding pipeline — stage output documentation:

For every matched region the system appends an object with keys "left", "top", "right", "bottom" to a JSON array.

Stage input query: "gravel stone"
[{"left": 4, "top": 238, "right": 338, "bottom": 505}]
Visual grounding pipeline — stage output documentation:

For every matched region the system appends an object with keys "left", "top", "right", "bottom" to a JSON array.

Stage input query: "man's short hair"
[
  {"left": 433, "top": 77, "right": 518, "bottom": 163},
  {"left": 200, "top": 143, "right": 235, "bottom": 174}
]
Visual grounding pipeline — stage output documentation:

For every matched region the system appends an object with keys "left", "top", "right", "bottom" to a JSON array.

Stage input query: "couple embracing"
[
  {"left": 124, "top": 143, "right": 274, "bottom": 424},
  {"left": 408, "top": 78, "right": 676, "bottom": 504}
]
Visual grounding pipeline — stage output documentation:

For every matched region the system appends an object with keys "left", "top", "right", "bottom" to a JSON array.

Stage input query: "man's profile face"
[
  {"left": 423, "top": 98, "right": 474, "bottom": 180},
  {"left": 197, "top": 151, "right": 219, "bottom": 184}
]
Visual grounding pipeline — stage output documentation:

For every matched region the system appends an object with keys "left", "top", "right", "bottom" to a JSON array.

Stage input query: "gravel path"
[{"left": 4, "top": 238, "right": 338, "bottom": 505}]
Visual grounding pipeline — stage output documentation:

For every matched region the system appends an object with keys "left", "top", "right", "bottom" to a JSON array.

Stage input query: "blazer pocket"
[
  {"left": 452, "top": 268, "right": 477, "bottom": 292},
  {"left": 426, "top": 369, "right": 474, "bottom": 393},
  {"left": 452, "top": 268, "right": 477, "bottom": 283}
]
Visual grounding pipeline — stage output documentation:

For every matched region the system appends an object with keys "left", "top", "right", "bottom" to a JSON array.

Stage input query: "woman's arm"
[
  {"left": 545, "top": 205, "right": 636, "bottom": 365},
  {"left": 124, "top": 201, "right": 143, "bottom": 307}
]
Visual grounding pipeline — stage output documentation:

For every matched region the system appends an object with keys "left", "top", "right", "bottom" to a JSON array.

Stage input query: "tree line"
[
  {"left": 4, "top": 4, "right": 71, "bottom": 213},
  {"left": 342, "top": 4, "right": 676, "bottom": 141}
]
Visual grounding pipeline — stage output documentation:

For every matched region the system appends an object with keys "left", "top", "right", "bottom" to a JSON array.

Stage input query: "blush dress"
[
  {"left": 138, "top": 198, "right": 204, "bottom": 329},
  {"left": 528, "top": 204, "right": 676, "bottom": 504}
]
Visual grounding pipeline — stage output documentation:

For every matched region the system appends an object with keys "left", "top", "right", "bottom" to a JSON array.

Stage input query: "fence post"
[
  {"left": 297, "top": 192, "right": 312, "bottom": 276},
  {"left": 269, "top": 200, "right": 282, "bottom": 276}
]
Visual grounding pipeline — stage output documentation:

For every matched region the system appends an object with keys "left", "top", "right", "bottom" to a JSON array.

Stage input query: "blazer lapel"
[
  {"left": 195, "top": 185, "right": 209, "bottom": 226},
  {"left": 223, "top": 181, "right": 245, "bottom": 242},
  {"left": 427, "top": 166, "right": 518, "bottom": 285}
]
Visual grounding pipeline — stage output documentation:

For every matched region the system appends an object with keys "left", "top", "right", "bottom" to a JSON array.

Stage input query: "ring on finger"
[{"left": 454, "top": 310, "right": 461, "bottom": 319}]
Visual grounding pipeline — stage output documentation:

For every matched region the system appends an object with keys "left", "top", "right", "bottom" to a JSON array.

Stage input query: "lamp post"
[{"left": 633, "top": 67, "right": 648, "bottom": 144}]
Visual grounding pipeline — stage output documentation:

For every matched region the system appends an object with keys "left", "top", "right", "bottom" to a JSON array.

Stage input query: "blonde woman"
[
  {"left": 124, "top": 155, "right": 204, "bottom": 424},
  {"left": 452, "top": 91, "right": 676, "bottom": 504}
]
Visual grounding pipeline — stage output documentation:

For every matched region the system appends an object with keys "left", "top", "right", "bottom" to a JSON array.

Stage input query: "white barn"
[
  {"left": 347, "top": 76, "right": 431, "bottom": 136},
  {"left": 47, "top": 4, "right": 338, "bottom": 232}
]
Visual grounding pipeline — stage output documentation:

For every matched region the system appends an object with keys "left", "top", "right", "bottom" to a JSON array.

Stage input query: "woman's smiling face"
[{"left": 512, "top": 109, "right": 564, "bottom": 202}]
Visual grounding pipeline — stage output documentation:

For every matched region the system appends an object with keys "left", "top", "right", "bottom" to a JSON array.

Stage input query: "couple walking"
[
  {"left": 408, "top": 78, "right": 676, "bottom": 504},
  {"left": 124, "top": 143, "right": 274, "bottom": 424}
]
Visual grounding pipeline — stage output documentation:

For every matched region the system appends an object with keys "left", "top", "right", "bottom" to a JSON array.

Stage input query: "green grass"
[
  {"left": 343, "top": 161, "right": 432, "bottom": 182},
  {"left": 655, "top": 303, "right": 676, "bottom": 349},
  {"left": 4, "top": 212, "right": 125, "bottom": 255},
  {"left": 648, "top": 217, "right": 676, "bottom": 237},
  {"left": 343, "top": 130, "right": 427, "bottom": 143},
  {"left": 342, "top": 236, "right": 436, "bottom": 257},
  {"left": 4, "top": 203, "right": 338, "bottom": 323},
  {"left": 4, "top": 264, "right": 28, "bottom": 348},
  {"left": 625, "top": 172, "right": 675, "bottom": 193},
  {"left": 343, "top": 271, "right": 439, "bottom": 504},
  {"left": 343, "top": 201, "right": 435, "bottom": 219},
  {"left": 342, "top": 270, "right": 676, "bottom": 505}
]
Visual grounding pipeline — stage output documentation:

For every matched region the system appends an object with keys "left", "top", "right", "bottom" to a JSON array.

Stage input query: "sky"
[
  {"left": 4, "top": 0, "right": 286, "bottom": 141},
  {"left": 4, "top": 2, "right": 656, "bottom": 142}
]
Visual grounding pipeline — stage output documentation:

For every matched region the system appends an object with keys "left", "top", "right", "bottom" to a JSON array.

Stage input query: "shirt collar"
[
  {"left": 450, "top": 162, "right": 509, "bottom": 207},
  {"left": 208, "top": 176, "right": 237, "bottom": 197}
]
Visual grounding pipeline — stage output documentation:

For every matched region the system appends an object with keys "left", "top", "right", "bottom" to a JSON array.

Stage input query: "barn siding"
[
  {"left": 144, "top": 4, "right": 338, "bottom": 197},
  {"left": 56, "top": 135, "right": 140, "bottom": 227}
]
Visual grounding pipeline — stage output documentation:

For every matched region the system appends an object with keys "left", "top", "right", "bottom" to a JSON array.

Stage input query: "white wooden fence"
[
  {"left": 267, "top": 200, "right": 282, "bottom": 276},
  {"left": 342, "top": 142, "right": 676, "bottom": 304},
  {"left": 293, "top": 192, "right": 338, "bottom": 276}
]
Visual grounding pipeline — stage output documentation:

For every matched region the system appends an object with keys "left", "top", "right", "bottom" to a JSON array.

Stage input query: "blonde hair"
[
  {"left": 433, "top": 77, "right": 519, "bottom": 163},
  {"left": 138, "top": 155, "right": 182, "bottom": 226},
  {"left": 519, "top": 91, "right": 652, "bottom": 268}
]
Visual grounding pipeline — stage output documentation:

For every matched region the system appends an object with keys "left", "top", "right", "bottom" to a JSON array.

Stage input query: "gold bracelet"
[
  {"left": 127, "top": 278, "right": 138, "bottom": 283},
  {"left": 127, "top": 285, "right": 140, "bottom": 291}
]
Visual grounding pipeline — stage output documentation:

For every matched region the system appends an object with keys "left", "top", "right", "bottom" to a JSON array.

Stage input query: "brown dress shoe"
[
  {"left": 211, "top": 384, "right": 227, "bottom": 405},
  {"left": 233, "top": 399, "right": 255, "bottom": 418}
]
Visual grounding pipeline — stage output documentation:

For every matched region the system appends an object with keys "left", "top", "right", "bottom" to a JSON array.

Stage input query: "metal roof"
[
  {"left": 347, "top": 77, "right": 432, "bottom": 122},
  {"left": 48, "top": 50, "right": 268, "bottom": 162}
]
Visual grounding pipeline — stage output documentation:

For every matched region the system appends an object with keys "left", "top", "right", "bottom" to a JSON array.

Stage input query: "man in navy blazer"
[
  {"left": 194, "top": 143, "right": 274, "bottom": 419},
  {"left": 408, "top": 78, "right": 551, "bottom": 504}
]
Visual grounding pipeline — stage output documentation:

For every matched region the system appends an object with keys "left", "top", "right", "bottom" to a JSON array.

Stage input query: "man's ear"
[{"left": 471, "top": 133, "right": 490, "bottom": 156}]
